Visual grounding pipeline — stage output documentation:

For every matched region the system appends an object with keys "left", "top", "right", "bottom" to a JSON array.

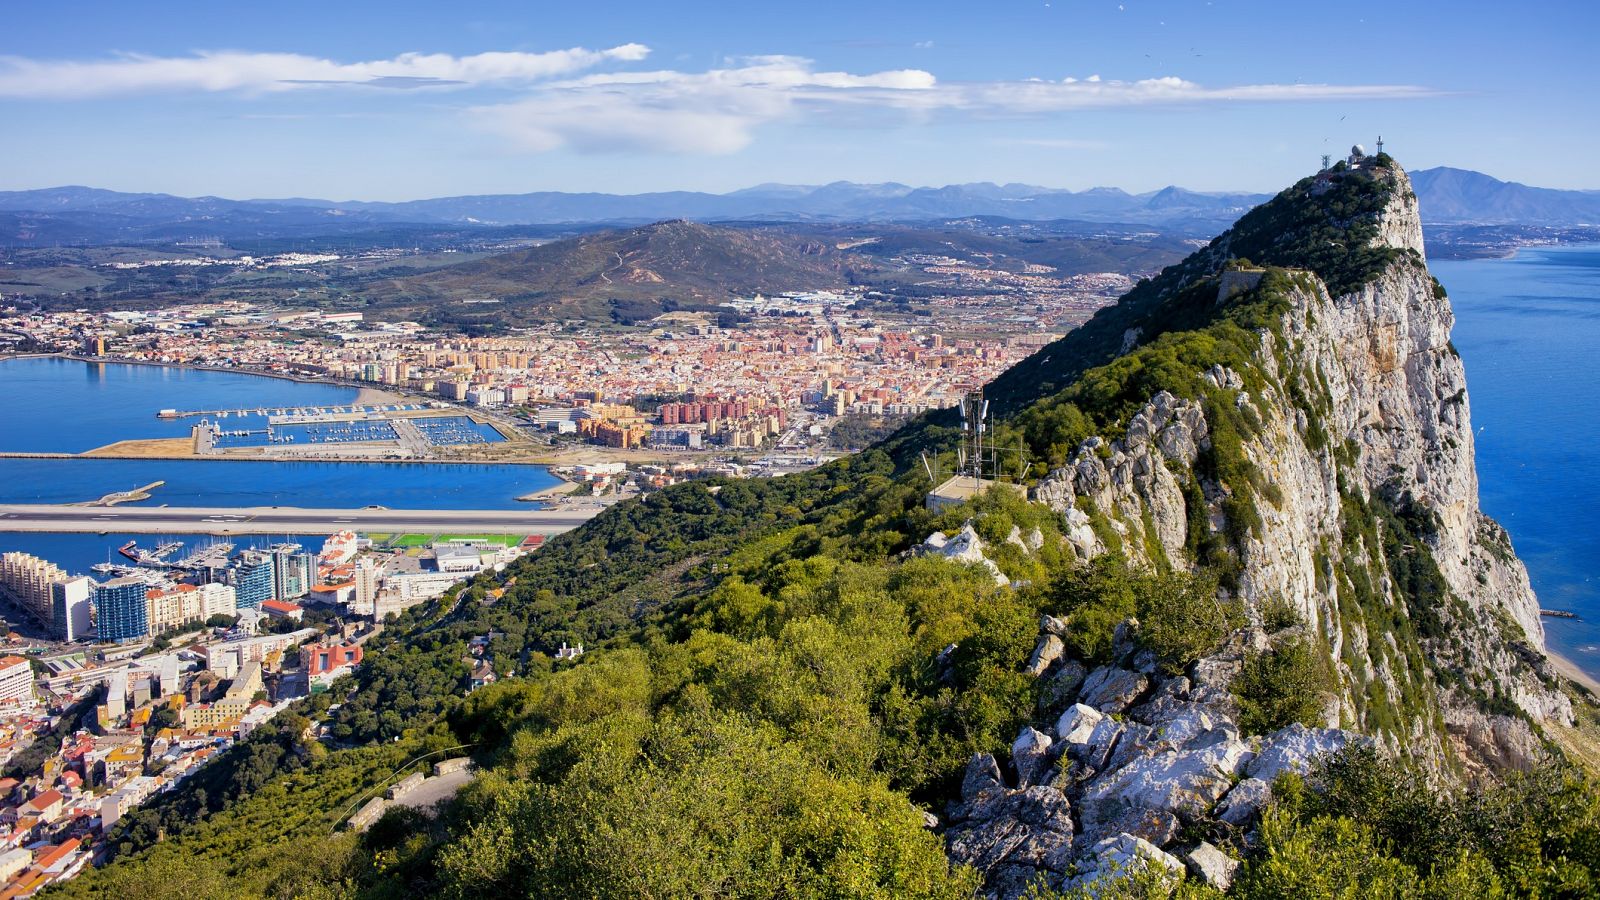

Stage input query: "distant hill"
[
  {"left": 359, "top": 219, "right": 867, "bottom": 326},
  {"left": 0, "top": 181, "right": 1271, "bottom": 247},
  {"left": 1411, "top": 166, "right": 1600, "bottom": 225},
  {"left": 5, "top": 168, "right": 1595, "bottom": 249}
]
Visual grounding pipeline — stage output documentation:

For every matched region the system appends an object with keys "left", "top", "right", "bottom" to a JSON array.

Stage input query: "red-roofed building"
[
  {"left": 260, "top": 600, "right": 304, "bottom": 622},
  {"left": 33, "top": 837, "right": 80, "bottom": 874},
  {"left": 301, "top": 641, "right": 362, "bottom": 682},
  {"left": 18, "top": 790, "right": 62, "bottom": 824}
]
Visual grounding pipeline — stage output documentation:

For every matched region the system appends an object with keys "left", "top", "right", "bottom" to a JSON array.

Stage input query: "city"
[{"left": 0, "top": 527, "right": 534, "bottom": 896}]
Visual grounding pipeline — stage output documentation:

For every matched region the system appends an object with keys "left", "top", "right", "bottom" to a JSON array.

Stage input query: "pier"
[
  {"left": 80, "top": 481, "right": 165, "bottom": 507},
  {"left": 159, "top": 403, "right": 428, "bottom": 420}
]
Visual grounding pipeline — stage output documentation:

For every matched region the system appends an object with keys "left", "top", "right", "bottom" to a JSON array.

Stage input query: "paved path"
[
  {"left": 0, "top": 503, "right": 600, "bottom": 535},
  {"left": 392, "top": 767, "right": 475, "bottom": 812}
]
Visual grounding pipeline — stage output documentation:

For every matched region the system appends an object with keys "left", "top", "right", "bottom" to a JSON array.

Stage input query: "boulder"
[
  {"left": 1184, "top": 841, "right": 1240, "bottom": 891},
  {"left": 1215, "top": 777, "right": 1271, "bottom": 826},
  {"left": 1111, "top": 618, "right": 1141, "bottom": 660},
  {"left": 1011, "top": 727, "right": 1055, "bottom": 788},
  {"left": 1246, "top": 723, "right": 1351, "bottom": 784},
  {"left": 1074, "top": 716, "right": 1125, "bottom": 770},
  {"left": 961, "top": 753, "right": 1007, "bottom": 806},
  {"left": 1068, "top": 833, "right": 1185, "bottom": 892},
  {"left": 1080, "top": 738, "right": 1254, "bottom": 823},
  {"left": 945, "top": 786, "right": 1075, "bottom": 895},
  {"left": 1055, "top": 703, "right": 1103, "bottom": 745},
  {"left": 1079, "top": 666, "right": 1150, "bottom": 713},
  {"left": 1038, "top": 659, "right": 1088, "bottom": 715},
  {"left": 1025, "top": 634, "right": 1065, "bottom": 678},
  {"left": 1040, "top": 614, "right": 1069, "bottom": 636}
]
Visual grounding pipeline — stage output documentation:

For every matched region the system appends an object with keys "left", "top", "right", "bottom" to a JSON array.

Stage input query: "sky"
[{"left": 3, "top": 0, "right": 1595, "bottom": 200}]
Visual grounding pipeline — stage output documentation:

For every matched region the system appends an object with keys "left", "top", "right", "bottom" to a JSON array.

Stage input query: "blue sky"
[{"left": 3, "top": 0, "right": 1594, "bottom": 200}]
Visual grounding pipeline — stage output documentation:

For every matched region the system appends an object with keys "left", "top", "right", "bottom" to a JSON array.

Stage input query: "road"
[{"left": 0, "top": 503, "right": 602, "bottom": 535}]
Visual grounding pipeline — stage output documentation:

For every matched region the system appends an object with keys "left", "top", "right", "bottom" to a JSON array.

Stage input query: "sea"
[
  {"left": 0, "top": 357, "right": 558, "bottom": 575},
  {"left": 1435, "top": 244, "right": 1600, "bottom": 679}
]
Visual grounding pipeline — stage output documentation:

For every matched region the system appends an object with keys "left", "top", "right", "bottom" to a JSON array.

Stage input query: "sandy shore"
[
  {"left": 354, "top": 386, "right": 406, "bottom": 406},
  {"left": 1548, "top": 647, "right": 1600, "bottom": 696}
]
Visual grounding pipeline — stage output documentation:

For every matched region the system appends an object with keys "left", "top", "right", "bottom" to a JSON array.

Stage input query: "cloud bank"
[
  {"left": 0, "top": 44, "right": 651, "bottom": 97},
  {"left": 0, "top": 46, "right": 1433, "bottom": 155}
]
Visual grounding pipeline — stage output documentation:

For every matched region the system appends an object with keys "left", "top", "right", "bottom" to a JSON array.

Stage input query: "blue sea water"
[
  {"left": 0, "top": 357, "right": 557, "bottom": 576},
  {"left": 1434, "top": 245, "right": 1600, "bottom": 678}
]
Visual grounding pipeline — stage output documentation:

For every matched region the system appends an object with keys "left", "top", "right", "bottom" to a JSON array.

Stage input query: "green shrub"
[{"left": 1234, "top": 636, "right": 1335, "bottom": 734}]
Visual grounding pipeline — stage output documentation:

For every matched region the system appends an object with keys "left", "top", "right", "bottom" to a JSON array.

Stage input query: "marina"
[{"left": 159, "top": 402, "right": 430, "bottom": 420}]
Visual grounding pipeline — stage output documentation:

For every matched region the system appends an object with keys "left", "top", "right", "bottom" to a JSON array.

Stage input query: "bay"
[
  {"left": 1435, "top": 244, "right": 1600, "bottom": 679},
  {"left": 0, "top": 357, "right": 557, "bottom": 577}
]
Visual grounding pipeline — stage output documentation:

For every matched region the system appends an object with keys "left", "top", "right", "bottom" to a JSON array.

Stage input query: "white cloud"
[
  {"left": 0, "top": 45, "right": 1435, "bottom": 156},
  {"left": 473, "top": 56, "right": 938, "bottom": 155},
  {"left": 474, "top": 58, "right": 1432, "bottom": 155},
  {"left": 0, "top": 44, "right": 651, "bottom": 98}
]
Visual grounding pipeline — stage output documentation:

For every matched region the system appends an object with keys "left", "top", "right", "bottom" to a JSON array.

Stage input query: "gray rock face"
[
  {"left": 1079, "top": 666, "right": 1150, "bottom": 713},
  {"left": 943, "top": 164, "right": 1576, "bottom": 898},
  {"left": 1215, "top": 777, "right": 1271, "bottom": 826},
  {"left": 1247, "top": 723, "right": 1350, "bottom": 784},
  {"left": 1025, "top": 634, "right": 1065, "bottom": 678},
  {"left": 1185, "top": 841, "right": 1240, "bottom": 891},
  {"left": 1011, "top": 727, "right": 1055, "bottom": 788}
]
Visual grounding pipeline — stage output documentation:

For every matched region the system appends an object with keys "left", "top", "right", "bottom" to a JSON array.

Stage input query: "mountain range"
[{"left": 1, "top": 168, "right": 1595, "bottom": 245}]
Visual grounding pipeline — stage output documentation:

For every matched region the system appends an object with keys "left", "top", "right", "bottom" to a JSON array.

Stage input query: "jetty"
[{"left": 79, "top": 481, "right": 165, "bottom": 507}]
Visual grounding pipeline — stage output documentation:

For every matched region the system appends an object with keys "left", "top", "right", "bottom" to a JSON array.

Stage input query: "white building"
[
  {"left": 354, "top": 558, "right": 385, "bottom": 618},
  {"left": 320, "top": 530, "right": 360, "bottom": 565},
  {"left": 0, "top": 551, "right": 67, "bottom": 630},
  {"left": 51, "top": 576, "right": 94, "bottom": 642},
  {"left": 0, "top": 656, "right": 34, "bottom": 706}
]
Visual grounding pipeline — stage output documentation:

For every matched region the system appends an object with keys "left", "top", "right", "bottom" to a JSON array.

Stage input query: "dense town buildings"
[{"left": 0, "top": 256, "right": 1135, "bottom": 456}]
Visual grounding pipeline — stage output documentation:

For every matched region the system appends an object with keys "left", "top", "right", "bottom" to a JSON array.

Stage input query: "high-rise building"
[
  {"left": 232, "top": 552, "right": 275, "bottom": 610},
  {"left": 269, "top": 544, "right": 315, "bottom": 601},
  {"left": 51, "top": 576, "right": 94, "bottom": 642},
  {"left": 0, "top": 551, "right": 67, "bottom": 628},
  {"left": 354, "top": 558, "right": 385, "bottom": 618},
  {"left": 197, "top": 582, "right": 238, "bottom": 620},
  {"left": 0, "top": 656, "right": 33, "bottom": 706},
  {"left": 94, "top": 577, "right": 151, "bottom": 643}
]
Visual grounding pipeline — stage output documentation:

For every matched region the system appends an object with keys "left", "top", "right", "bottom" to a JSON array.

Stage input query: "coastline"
[{"left": 1548, "top": 647, "right": 1600, "bottom": 697}]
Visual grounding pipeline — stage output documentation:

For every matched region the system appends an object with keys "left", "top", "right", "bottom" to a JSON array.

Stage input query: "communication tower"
[
  {"left": 1320, "top": 154, "right": 1331, "bottom": 171},
  {"left": 959, "top": 389, "right": 990, "bottom": 487},
  {"left": 1376, "top": 135, "right": 1384, "bottom": 155}
]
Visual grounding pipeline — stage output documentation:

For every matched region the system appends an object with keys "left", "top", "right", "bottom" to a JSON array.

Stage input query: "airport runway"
[{"left": 0, "top": 503, "right": 601, "bottom": 536}]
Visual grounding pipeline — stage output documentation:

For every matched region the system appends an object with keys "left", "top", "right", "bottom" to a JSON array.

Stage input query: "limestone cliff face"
[{"left": 1030, "top": 162, "right": 1569, "bottom": 768}]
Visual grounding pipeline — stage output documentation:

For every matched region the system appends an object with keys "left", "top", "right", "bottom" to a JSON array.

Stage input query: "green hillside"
[{"left": 51, "top": 161, "right": 1600, "bottom": 899}]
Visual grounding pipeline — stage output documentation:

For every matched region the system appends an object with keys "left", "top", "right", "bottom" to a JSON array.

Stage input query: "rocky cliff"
[
  {"left": 945, "top": 157, "right": 1576, "bottom": 896},
  {"left": 1030, "top": 158, "right": 1569, "bottom": 763}
]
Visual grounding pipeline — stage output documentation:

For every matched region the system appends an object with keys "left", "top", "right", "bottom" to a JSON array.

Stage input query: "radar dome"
[{"left": 1351, "top": 144, "right": 1366, "bottom": 157}]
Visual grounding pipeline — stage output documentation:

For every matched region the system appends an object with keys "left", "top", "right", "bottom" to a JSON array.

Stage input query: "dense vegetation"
[
  {"left": 980, "top": 160, "right": 1404, "bottom": 418},
  {"left": 51, "top": 160, "right": 1600, "bottom": 898}
]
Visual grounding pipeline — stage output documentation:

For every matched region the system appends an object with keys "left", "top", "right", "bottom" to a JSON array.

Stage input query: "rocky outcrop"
[
  {"left": 1026, "top": 162, "right": 1569, "bottom": 770},
  {"left": 949, "top": 161, "right": 1576, "bottom": 897},
  {"left": 947, "top": 614, "right": 1360, "bottom": 899},
  {"left": 914, "top": 522, "right": 1010, "bottom": 586},
  {"left": 1034, "top": 391, "right": 1208, "bottom": 565}
]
